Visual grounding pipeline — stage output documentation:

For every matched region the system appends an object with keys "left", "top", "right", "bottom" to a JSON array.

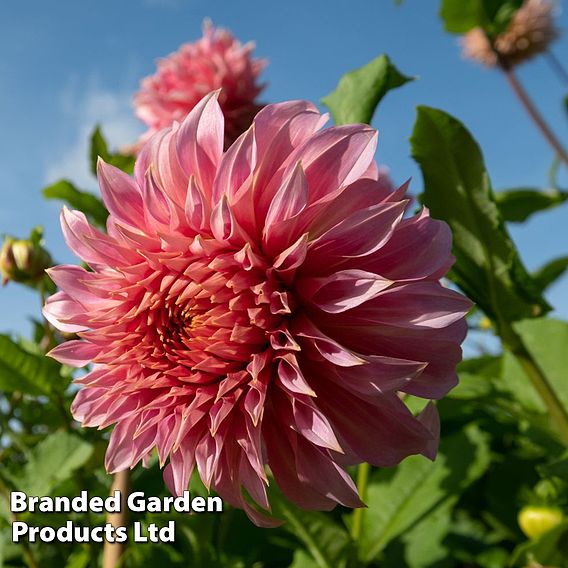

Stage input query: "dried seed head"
[{"left": 461, "top": 0, "right": 559, "bottom": 68}]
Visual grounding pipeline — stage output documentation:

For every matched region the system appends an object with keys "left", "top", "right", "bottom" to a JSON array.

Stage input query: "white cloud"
[{"left": 45, "top": 77, "right": 144, "bottom": 191}]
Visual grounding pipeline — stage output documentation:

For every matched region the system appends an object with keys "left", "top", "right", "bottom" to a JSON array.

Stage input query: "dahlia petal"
[
  {"left": 294, "top": 436, "right": 364, "bottom": 508},
  {"left": 331, "top": 282, "right": 472, "bottom": 330},
  {"left": 142, "top": 168, "right": 173, "bottom": 227},
  {"left": 212, "top": 124, "right": 256, "bottom": 203},
  {"left": 251, "top": 100, "right": 327, "bottom": 191},
  {"left": 307, "top": 201, "right": 406, "bottom": 264},
  {"left": 105, "top": 417, "right": 140, "bottom": 473},
  {"left": 326, "top": 356, "right": 427, "bottom": 396},
  {"left": 185, "top": 176, "right": 211, "bottom": 233},
  {"left": 152, "top": 124, "right": 189, "bottom": 209},
  {"left": 239, "top": 453, "right": 270, "bottom": 510},
  {"left": 272, "top": 233, "right": 309, "bottom": 281},
  {"left": 71, "top": 386, "right": 108, "bottom": 423},
  {"left": 164, "top": 442, "right": 196, "bottom": 496},
  {"left": 43, "top": 292, "right": 90, "bottom": 333},
  {"left": 265, "top": 420, "right": 338, "bottom": 510},
  {"left": 315, "top": 383, "right": 435, "bottom": 467},
  {"left": 48, "top": 340, "right": 101, "bottom": 367},
  {"left": 290, "top": 396, "right": 344, "bottom": 453},
  {"left": 417, "top": 402, "right": 440, "bottom": 460},
  {"left": 210, "top": 195, "right": 236, "bottom": 241},
  {"left": 299, "top": 269, "right": 393, "bottom": 313},
  {"left": 176, "top": 91, "right": 224, "bottom": 195},
  {"left": 289, "top": 125, "right": 377, "bottom": 204},
  {"left": 294, "top": 315, "right": 365, "bottom": 367},
  {"left": 60, "top": 208, "right": 137, "bottom": 268},
  {"left": 97, "top": 159, "right": 145, "bottom": 229},
  {"left": 264, "top": 161, "right": 308, "bottom": 227},
  {"left": 276, "top": 355, "right": 316, "bottom": 396},
  {"left": 356, "top": 209, "right": 454, "bottom": 281}
]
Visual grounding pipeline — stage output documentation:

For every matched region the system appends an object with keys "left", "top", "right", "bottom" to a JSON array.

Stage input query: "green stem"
[
  {"left": 350, "top": 462, "right": 370, "bottom": 543},
  {"left": 501, "top": 65, "right": 568, "bottom": 168},
  {"left": 502, "top": 323, "right": 568, "bottom": 446}
]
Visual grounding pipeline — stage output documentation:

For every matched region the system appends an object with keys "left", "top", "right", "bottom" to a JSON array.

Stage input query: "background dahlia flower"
[
  {"left": 461, "top": 0, "right": 559, "bottom": 68},
  {"left": 45, "top": 92, "right": 470, "bottom": 526},
  {"left": 133, "top": 21, "right": 266, "bottom": 150}
]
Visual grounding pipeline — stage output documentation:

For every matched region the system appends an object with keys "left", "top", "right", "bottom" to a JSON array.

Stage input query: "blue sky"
[{"left": 1, "top": 0, "right": 567, "bottom": 337}]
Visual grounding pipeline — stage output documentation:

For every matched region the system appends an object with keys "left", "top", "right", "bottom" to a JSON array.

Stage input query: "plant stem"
[
  {"left": 102, "top": 470, "right": 130, "bottom": 568},
  {"left": 545, "top": 50, "right": 568, "bottom": 87},
  {"left": 501, "top": 65, "right": 568, "bottom": 167},
  {"left": 502, "top": 324, "right": 568, "bottom": 446},
  {"left": 350, "top": 462, "right": 370, "bottom": 543}
]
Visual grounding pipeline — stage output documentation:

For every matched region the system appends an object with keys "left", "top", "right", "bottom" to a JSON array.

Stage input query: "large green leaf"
[
  {"left": 532, "top": 256, "right": 568, "bottom": 293},
  {"left": 383, "top": 499, "right": 454, "bottom": 568},
  {"left": 0, "top": 335, "right": 62, "bottom": 396},
  {"left": 15, "top": 431, "right": 93, "bottom": 496},
  {"left": 321, "top": 55, "right": 412, "bottom": 125},
  {"left": 359, "top": 423, "right": 490, "bottom": 562},
  {"left": 43, "top": 179, "right": 108, "bottom": 227},
  {"left": 494, "top": 187, "right": 568, "bottom": 223},
  {"left": 410, "top": 107, "right": 550, "bottom": 323},
  {"left": 500, "top": 318, "right": 568, "bottom": 416}
]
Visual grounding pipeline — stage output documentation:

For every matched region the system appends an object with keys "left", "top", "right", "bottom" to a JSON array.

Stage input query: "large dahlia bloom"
[
  {"left": 133, "top": 21, "right": 265, "bottom": 149},
  {"left": 45, "top": 92, "right": 470, "bottom": 526}
]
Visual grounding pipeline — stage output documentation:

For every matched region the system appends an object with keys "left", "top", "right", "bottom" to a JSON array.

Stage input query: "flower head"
[
  {"left": 45, "top": 92, "right": 470, "bottom": 525},
  {"left": 1, "top": 229, "right": 52, "bottom": 287},
  {"left": 133, "top": 21, "right": 266, "bottom": 150},
  {"left": 461, "top": 0, "right": 559, "bottom": 68}
]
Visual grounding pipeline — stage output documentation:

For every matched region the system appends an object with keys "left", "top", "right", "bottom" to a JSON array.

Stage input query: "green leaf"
[
  {"left": 359, "top": 423, "right": 490, "bottom": 562},
  {"left": 321, "top": 55, "right": 413, "bottom": 125},
  {"left": 439, "top": 0, "right": 523, "bottom": 34},
  {"left": 439, "top": 0, "right": 485, "bottom": 33},
  {"left": 538, "top": 451, "right": 568, "bottom": 478},
  {"left": 90, "top": 125, "right": 135, "bottom": 175},
  {"left": 410, "top": 106, "right": 550, "bottom": 322},
  {"left": 0, "top": 335, "right": 62, "bottom": 396},
  {"left": 389, "top": 499, "right": 455, "bottom": 568},
  {"left": 65, "top": 549, "right": 90, "bottom": 568},
  {"left": 500, "top": 319, "right": 568, "bottom": 416},
  {"left": 90, "top": 125, "right": 111, "bottom": 174},
  {"left": 532, "top": 256, "right": 568, "bottom": 293},
  {"left": 16, "top": 431, "right": 93, "bottom": 496},
  {"left": 42, "top": 179, "right": 108, "bottom": 227},
  {"left": 510, "top": 520, "right": 568, "bottom": 567},
  {"left": 494, "top": 187, "right": 568, "bottom": 222},
  {"left": 451, "top": 356, "right": 501, "bottom": 400},
  {"left": 272, "top": 494, "right": 351, "bottom": 568},
  {"left": 290, "top": 550, "right": 319, "bottom": 568}
]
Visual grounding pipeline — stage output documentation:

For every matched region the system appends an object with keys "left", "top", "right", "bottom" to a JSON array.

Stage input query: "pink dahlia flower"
[
  {"left": 133, "top": 21, "right": 266, "bottom": 150},
  {"left": 45, "top": 92, "right": 470, "bottom": 526}
]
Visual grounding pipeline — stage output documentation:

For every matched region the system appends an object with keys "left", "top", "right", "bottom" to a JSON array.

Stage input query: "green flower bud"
[
  {"left": 518, "top": 505, "right": 564, "bottom": 539},
  {"left": 0, "top": 229, "right": 52, "bottom": 287}
]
